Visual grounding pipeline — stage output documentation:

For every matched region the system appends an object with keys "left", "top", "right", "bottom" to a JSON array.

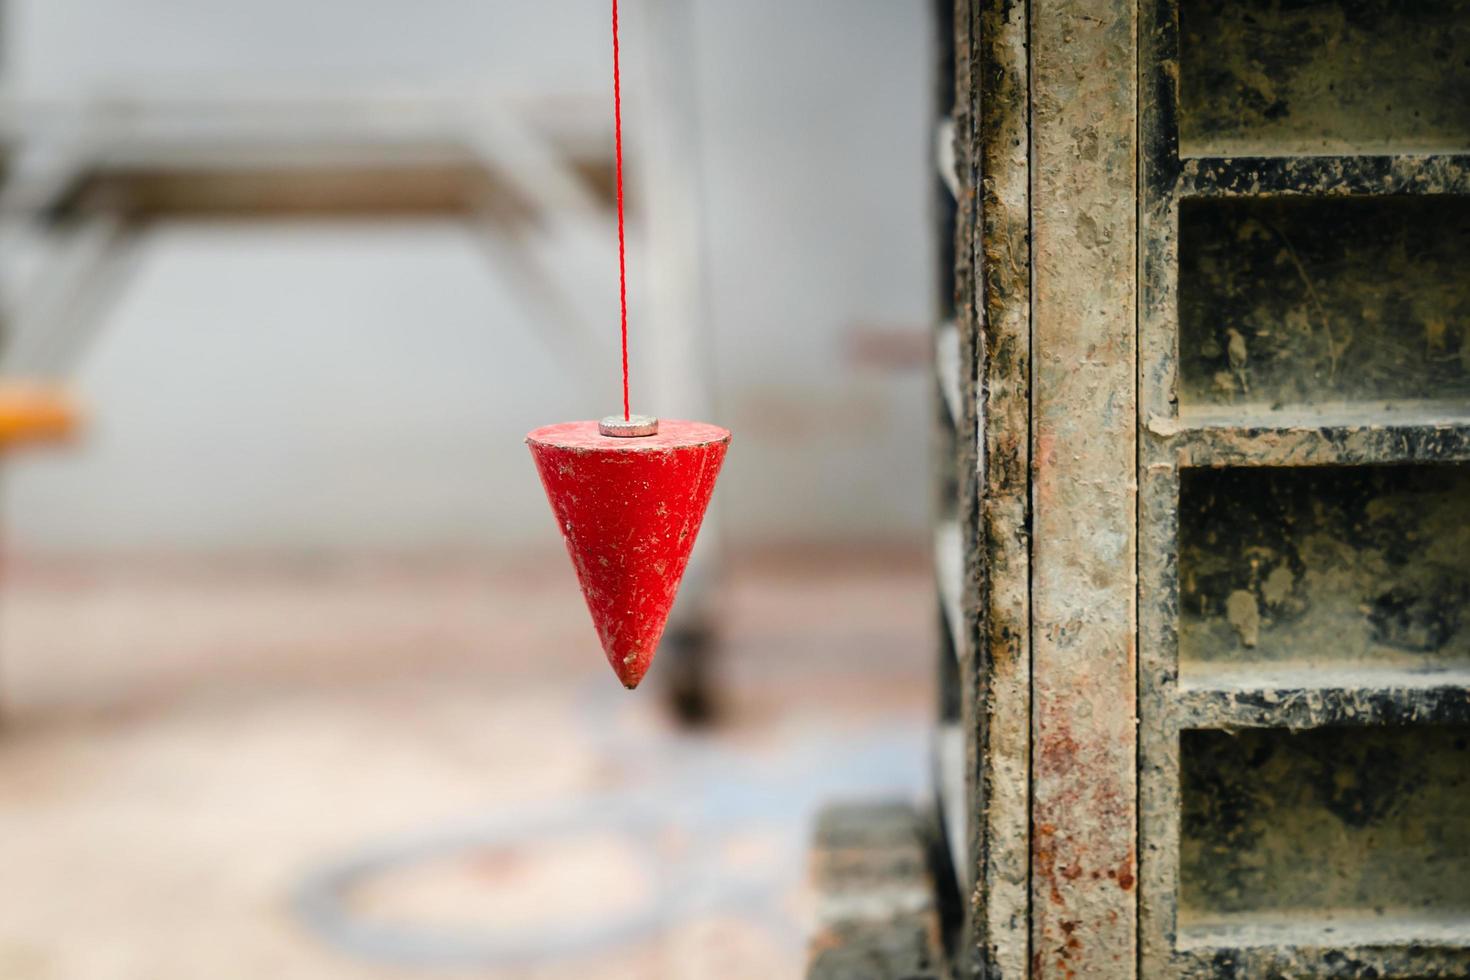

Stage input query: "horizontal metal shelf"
[
  {"left": 1179, "top": 911, "right": 1470, "bottom": 951},
  {"left": 1146, "top": 404, "right": 1470, "bottom": 467},
  {"left": 935, "top": 115, "right": 958, "bottom": 200},
  {"left": 933, "top": 722, "right": 969, "bottom": 894},
  {"left": 1175, "top": 915, "right": 1470, "bottom": 979},
  {"left": 1177, "top": 153, "right": 1470, "bottom": 199},
  {"left": 934, "top": 518, "right": 963, "bottom": 659},
  {"left": 935, "top": 320, "right": 961, "bottom": 427},
  {"left": 1175, "top": 667, "right": 1470, "bottom": 731}
]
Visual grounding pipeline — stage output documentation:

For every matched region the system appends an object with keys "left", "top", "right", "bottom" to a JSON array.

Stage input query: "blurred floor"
[{"left": 0, "top": 549, "right": 931, "bottom": 979}]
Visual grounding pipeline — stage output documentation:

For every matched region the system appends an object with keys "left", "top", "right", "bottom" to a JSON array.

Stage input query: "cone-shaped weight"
[{"left": 527, "top": 419, "right": 730, "bottom": 689}]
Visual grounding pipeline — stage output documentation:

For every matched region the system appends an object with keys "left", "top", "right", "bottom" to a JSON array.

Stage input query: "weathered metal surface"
[
  {"left": 1029, "top": 0, "right": 1138, "bottom": 976},
  {"left": 1179, "top": 153, "right": 1470, "bottom": 198},
  {"left": 1178, "top": 465, "right": 1470, "bottom": 678},
  {"left": 948, "top": 0, "right": 1032, "bottom": 974},
  {"left": 1154, "top": 414, "right": 1470, "bottom": 468},
  {"left": 526, "top": 420, "right": 729, "bottom": 689},
  {"left": 1137, "top": 452, "right": 1183, "bottom": 980},
  {"left": 1172, "top": 723, "right": 1470, "bottom": 978},
  {"left": 807, "top": 802, "right": 951, "bottom": 980},
  {"left": 974, "top": 0, "right": 1032, "bottom": 970},
  {"left": 1177, "top": 196, "right": 1470, "bottom": 411},
  {"left": 1172, "top": 936, "right": 1470, "bottom": 979},
  {"left": 1177, "top": 680, "right": 1470, "bottom": 730},
  {"left": 934, "top": 9, "right": 965, "bottom": 874},
  {"left": 1177, "top": 0, "right": 1470, "bottom": 157},
  {"left": 1139, "top": 0, "right": 1470, "bottom": 974},
  {"left": 1138, "top": 1, "right": 1187, "bottom": 965},
  {"left": 936, "top": 4, "right": 1470, "bottom": 977},
  {"left": 937, "top": 1, "right": 977, "bottom": 951},
  {"left": 1180, "top": 725, "right": 1470, "bottom": 920}
]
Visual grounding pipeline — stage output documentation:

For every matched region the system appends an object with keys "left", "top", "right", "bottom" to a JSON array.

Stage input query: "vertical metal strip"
[
  {"left": 1137, "top": 0, "right": 1184, "bottom": 975},
  {"left": 966, "top": 0, "right": 1034, "bottom": 975},
  {"left": 1028, "top": 0, "right": 1140, "bottom": 975},
  {"left": 951, "top": 6, "right": 986, "bottom": 971}
]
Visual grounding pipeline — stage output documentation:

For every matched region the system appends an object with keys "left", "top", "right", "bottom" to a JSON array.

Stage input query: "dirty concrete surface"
[{"left": 0, "top": 550, "right": 931, "bottom": 979}]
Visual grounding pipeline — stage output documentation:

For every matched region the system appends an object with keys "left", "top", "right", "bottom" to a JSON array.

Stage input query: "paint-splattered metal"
[{"left": 526, "top": 419, "right": 730, "bottom": 688}]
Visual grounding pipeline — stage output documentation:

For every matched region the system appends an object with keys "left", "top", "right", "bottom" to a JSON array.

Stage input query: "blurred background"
[{"left": 0, "top": 2, "right": 935, "bottom": 977}]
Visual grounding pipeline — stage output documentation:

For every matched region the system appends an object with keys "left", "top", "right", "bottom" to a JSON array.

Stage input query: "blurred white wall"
[{"left": 1, "top": 0, "right": 932, "bottom": 556}]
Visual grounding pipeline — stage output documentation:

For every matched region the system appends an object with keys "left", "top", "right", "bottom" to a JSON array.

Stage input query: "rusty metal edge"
[{"left": 955, "top": 0, "right": 1033, "bottom": 976}]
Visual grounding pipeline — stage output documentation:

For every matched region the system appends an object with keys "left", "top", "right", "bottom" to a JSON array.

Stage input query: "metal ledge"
[
  {"left": 1175, "top": 914, "right": 1470, "bottom": 980},
  {"left": 1176, "top": 668, "right": 1470, "bottom": 731},
  {"left": 1178, "top": 153, "right": 1470, "bottom": 199},
  {"left": 935, "top": 116, "right": 959, "bottom": 200},
  {"left": 933, "top": 519, "right": 963, "bottom": 661},
  {"left": 1146, "top": 404, "right": 1470, "bottom": 468},
  {"left": 933, "top": 723, "right": 968, "bottom": 896},
  {"left": 935, "top": 321, "right": 961, "bottom": 427}
]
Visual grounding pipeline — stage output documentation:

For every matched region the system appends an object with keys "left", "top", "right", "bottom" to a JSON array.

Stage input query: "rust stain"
[
  {"left": 1033, "top": 822, "right": 1064, "bottom": 906},
  {"left": 1116, "top": 849, "right": 1136, "bottom": 892}
]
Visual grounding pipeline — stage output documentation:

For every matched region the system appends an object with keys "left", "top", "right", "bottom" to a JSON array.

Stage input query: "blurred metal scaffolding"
[{"left": 0, "top": 88, "right": 620, "bottom": 378}]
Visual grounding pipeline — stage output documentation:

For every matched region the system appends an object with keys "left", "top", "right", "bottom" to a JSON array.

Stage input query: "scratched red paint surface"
[{"left": 527, "top": 420, "right": 730, "bottom": 688}]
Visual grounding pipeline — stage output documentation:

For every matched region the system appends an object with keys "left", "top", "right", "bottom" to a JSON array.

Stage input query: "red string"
[{"left": 612, "top": 0, "right": 630, "bottom": 421}]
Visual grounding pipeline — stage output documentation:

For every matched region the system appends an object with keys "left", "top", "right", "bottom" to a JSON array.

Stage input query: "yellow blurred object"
[{"left": 0, "top": 383, "right": 81, "bottom": 449}]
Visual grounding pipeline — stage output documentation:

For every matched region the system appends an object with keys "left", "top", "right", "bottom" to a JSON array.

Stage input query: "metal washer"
[{"left": 599, "top": 415, "right": 659, "bottom": 437}]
